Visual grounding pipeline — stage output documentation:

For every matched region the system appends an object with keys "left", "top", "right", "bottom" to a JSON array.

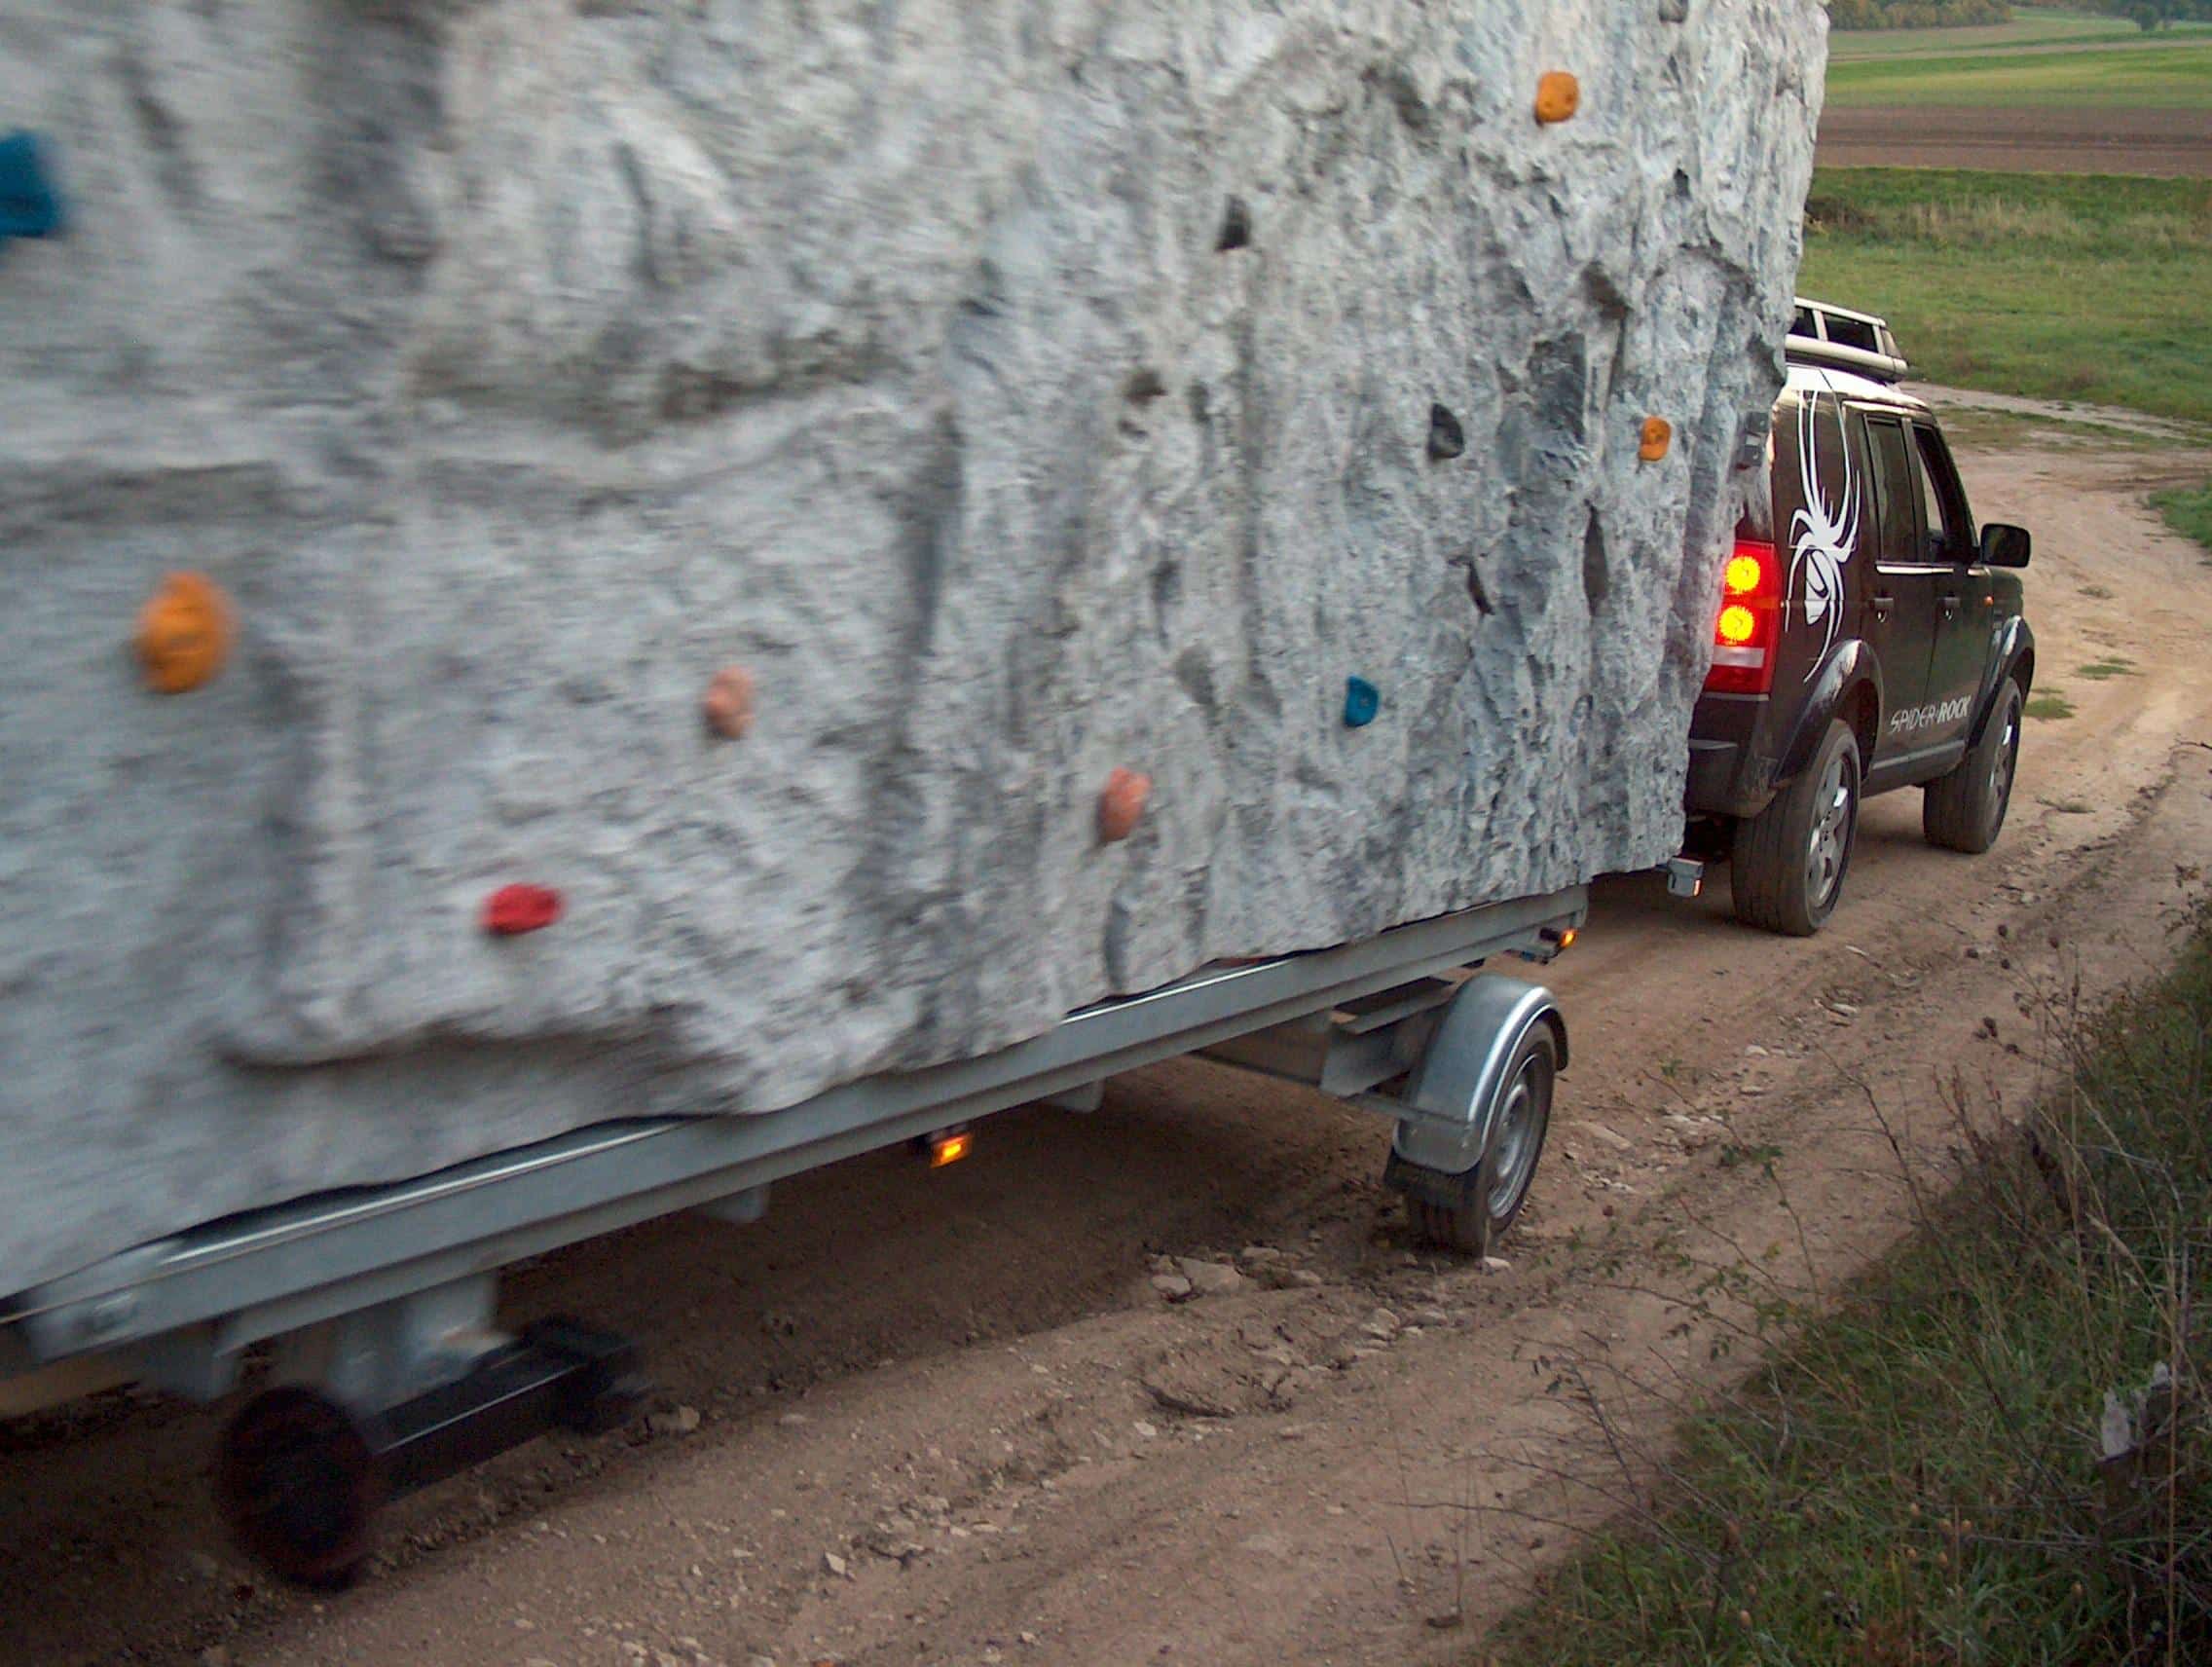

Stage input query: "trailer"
[{"left": 0, "top": 885, "right": 1583, "bottom": 1586}]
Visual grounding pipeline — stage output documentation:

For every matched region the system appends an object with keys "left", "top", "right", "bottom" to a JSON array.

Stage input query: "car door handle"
[
  {"left": 1871, "top": 590, "right": 1895, "bottom": 619},
  {"left": 1938, "top": 593, "right": 1962, "bottom": 617}
]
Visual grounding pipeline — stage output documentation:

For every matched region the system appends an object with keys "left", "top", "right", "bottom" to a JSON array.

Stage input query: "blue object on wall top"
[
  {"left": 0, "top": 130, "right": 64, "bottom": 241},
  {"left": 1343, "top": 676, "right": 1380, "bottom": 728}
]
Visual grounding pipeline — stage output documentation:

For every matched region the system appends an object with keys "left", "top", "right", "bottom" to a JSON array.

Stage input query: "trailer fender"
[
  {"left": 1390, "top": 975, "right": 1566, "bottom": 1179},
  {"left": 1779, "top": 641, "right": 1883, "bottom": 787}
]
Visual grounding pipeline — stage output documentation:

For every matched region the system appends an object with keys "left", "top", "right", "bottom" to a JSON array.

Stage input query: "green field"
[
  {"left": 1797, "top": 168, "right": 2212, "bottom": 425},
  {"left": 1829, "top": 7, "right": 2212, "bottom": 61},
  {"left": 1825, "top": 38, "right": 2212, "bottom": 106}
]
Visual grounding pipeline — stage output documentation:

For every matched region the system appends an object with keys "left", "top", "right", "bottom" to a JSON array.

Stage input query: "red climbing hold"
[
  {"left": 1097, "top": 767, "right": 1152, "bottom": 843},
  {"left": 483, "top": 883, "right": 563, "bottom": 936}
]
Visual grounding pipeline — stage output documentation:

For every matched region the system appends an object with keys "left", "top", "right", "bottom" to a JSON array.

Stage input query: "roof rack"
[{"left": 1787, "top": 294, "right": 1909, "bottom": 385}]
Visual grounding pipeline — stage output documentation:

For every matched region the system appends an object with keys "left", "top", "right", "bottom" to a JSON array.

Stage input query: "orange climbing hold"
[
  {"left": 1534, "top": 70, "right": 1580, "bottom": 125},
  {"left": 1096, "top": 767, "right": 1151, "bottom": 843},
  {"left": 134, "top": 572, "right": 232, "bottom": 693},
  {"left": 1640, "top": 416, "right": 1673, "bottom": 462},
  {"left": 702, "top": 664, "right": 756, "bottom": 739}
]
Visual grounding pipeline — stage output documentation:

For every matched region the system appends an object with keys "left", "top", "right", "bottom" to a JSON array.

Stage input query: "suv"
[{"left": 1683, "top": 301, "right": 2036, "bottom": 936}]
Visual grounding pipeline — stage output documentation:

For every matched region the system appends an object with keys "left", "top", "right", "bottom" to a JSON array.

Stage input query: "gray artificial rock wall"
[{"left": 0, "top": 1, "right": 1823, "bottom": 1293}]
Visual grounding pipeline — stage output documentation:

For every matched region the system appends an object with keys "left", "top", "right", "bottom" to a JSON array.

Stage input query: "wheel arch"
[
  {"left": 1779, "top": 640, "right": 1883, "bottom": 786},
  {"left": 1966, "top": 618, "right": 2036, "bottom": 749},
  {"left": 1843, "top": 679, "right": 1881, "bottom": 769}
]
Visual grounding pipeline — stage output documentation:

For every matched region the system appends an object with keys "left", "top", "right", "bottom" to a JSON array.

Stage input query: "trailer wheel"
[
  {"left": 1406, "top": 1021, "right": 1556, "bottom": 1255},
  {"left": 215, "top": 1386, "right": 384, "bottom": 1590}
]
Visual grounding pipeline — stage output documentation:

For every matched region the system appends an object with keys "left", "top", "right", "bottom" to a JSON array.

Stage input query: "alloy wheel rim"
[
  {"left": 1805, "top": 750, "right": 1853, "bottom": 910},
  {"left": 1989, "top": 705, "right": 2019, "bottom": 825}
]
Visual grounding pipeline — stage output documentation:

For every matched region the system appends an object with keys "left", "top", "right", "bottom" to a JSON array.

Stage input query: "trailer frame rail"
[{"left": 6, "top": 886, "right": 1586, "bottom": 1386}]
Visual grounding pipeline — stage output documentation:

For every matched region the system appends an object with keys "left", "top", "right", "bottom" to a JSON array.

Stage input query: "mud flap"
[
  {"left": 1382, "top": 1146, "right": 1499, "bottom": 1258},
  {"left": 1382, "top": 1146, "right": 1492, "bottom": 1214}
]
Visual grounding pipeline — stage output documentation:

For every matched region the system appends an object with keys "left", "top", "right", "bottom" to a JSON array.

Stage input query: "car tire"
[
  {"left": 1924, "top": 678, "right": 2023, "bottom": 855},
  {"left": 1731, "top": 719, "right": 1861, "bottom": 937}
]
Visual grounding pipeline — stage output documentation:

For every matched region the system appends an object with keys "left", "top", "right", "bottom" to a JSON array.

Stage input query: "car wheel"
[
  {"left": 1924, "top": 678, "right": 2023, "bottom": 855},
  {"left": 1731, "top": 719, "right": 1861, "bottom": 937}
]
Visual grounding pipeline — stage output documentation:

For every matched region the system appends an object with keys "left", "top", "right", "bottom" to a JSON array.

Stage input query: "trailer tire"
[
  {"left": 1406, "top": 1022, "right": 1555, "bottom": 1255},
  {"left": 215, "top": 1386, "right": 383, "bottom": 1590},
  {"left": 1731, "top": 719, "right": 1860, "bottom": 937}
]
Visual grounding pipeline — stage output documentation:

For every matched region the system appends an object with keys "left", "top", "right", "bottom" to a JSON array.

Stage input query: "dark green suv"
[{"left": 1683, "top": 309, "right": 2036, "bottom": 936}]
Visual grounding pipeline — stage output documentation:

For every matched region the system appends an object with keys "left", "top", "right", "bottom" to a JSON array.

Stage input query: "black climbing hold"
[
  {"left": 1581, "top": 511, "right": 1610, "bottom": 613},
  {"left": 1123, "top": 366, "right": 1168, "bottom": 402},
  {"left": 0, "top": 130, "right": 64, "bottom": 242},
  {"left": 1426, "top": 402, "right": 1465, "bottom": 462},
  {"left": 1216, "top": 197, "right": 1252, "bottom": 252},
  {"left": 1460, "top": 558, "right": 1495, "bottom": 617},
  {"left": 1344, "top": 677, "right": 1380, "bottom": 729}
]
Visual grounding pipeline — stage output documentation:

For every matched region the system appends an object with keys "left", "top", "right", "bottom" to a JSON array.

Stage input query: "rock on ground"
[
  {"left": 0, "top": 0, "right": 1823, "bottom": 1291},
  {"left": 1176, "top": 1259, "right": 1248, "bottom": 1297}
]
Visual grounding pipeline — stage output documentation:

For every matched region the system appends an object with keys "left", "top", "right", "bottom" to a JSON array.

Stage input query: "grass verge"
[
  {"left": 1798, "top": 169, "right": 2212, "bottom": 426},
  {"left": 2153, "top": 483, "right": 2212, "bottom": 556},
  {"left": 2077, "top": 658, "right": 2139, "bottom": 681},
  {"left": 1488, "top": 907, "right": 2212, "bottom": 1664},
  {"left": 2028, "top": 689, "right": 2078, "bottom": 720}
]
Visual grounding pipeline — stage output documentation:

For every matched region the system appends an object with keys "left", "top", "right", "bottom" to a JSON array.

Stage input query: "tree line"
[{"left": 1827, "top": 0, "right": 2009, "bottom": 26}]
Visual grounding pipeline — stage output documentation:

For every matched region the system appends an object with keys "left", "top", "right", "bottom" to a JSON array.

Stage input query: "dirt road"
[
  {"left": 6, "top": 425, "right": 2212, "bottom": 1667},
  {"left": 1817, "top": 104, "right": 2212, "bottom": 176}
]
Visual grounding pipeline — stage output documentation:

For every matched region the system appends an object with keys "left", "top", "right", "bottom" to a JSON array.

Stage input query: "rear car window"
[{"left": 1825, "top": 315, "right": 1881, "bottom": 354}]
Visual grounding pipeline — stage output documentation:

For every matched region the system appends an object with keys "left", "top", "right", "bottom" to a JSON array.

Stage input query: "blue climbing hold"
[
  {"left": 1343, "top": 676, "right": 1380, "bottom": 728},
  {"left": 0, "top": 130, "right": 64, "bottom": 242}
]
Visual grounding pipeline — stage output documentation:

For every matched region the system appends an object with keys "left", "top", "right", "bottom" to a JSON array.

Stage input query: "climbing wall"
[{"left": 0, "top": 0, "right": 1825, "bottom": 1291}]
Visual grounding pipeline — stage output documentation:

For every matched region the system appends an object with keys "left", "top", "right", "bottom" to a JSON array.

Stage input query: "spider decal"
[{"left": 1787, "top": 390, "right": 1862, "bottom": 677}]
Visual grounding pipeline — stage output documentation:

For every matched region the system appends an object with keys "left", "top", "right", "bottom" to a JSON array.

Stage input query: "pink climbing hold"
[{"left": 702, "top": 664, "right": 756, "bottom": 739}]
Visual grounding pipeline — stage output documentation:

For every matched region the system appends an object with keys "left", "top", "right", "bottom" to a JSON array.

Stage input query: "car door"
[
  {"left": 1855, "top": 412, "right": 1938, "bottom": 768},
  {"left": 1910, "top": 421, "right": 1987, "bottom": 756}
]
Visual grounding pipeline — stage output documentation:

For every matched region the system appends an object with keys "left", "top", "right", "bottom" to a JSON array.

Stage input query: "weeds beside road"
[
  {"left": 1491, "top": 908, "right": 2212, "bottom": 1664},
  {"left": 2153, "top": 482, "right": 2212, "bottom": 557}
]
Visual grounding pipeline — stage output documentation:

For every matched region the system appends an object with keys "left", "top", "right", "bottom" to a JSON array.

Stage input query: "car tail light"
[{"left": 1704, "top": 537, "right": 1780, "bottom": 695}]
